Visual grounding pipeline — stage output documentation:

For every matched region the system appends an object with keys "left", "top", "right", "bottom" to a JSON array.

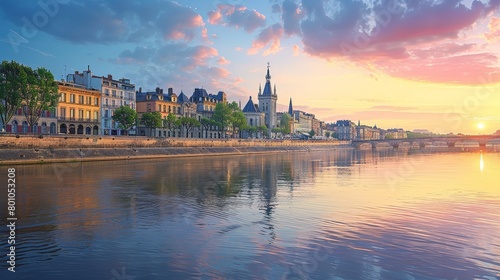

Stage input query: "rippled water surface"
[{"left": 1, "top": 149, "right": 499, "bottom": 280}]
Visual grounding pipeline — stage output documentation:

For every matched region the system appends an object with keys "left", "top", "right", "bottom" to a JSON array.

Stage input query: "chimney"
[
  {"left": 160, "top": 88, "right": 163, "bottom": 94},
  {"left": 168, "top": 87, "right": 173, "bottom": 95},
  {"left": 107, "top": 74, "right": 112, "bottom": 80},
  {"left": 156, "top": 87, "right": 160, "bottom": 94},
  {"left": 139, "top": 87, "right": 142, "bottom": 93}
]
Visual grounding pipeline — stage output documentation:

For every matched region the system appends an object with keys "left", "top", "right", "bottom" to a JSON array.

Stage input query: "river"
[{"left": 1, "top": 149, "right": 499, "bottom": 279}]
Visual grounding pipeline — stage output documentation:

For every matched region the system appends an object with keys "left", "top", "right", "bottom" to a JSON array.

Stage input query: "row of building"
[
  {"left": 331, "top": 120, "right": 407, "bottom": 140},
  {"left": 1, "top": 63, "right": 407, "bottom": 140}
]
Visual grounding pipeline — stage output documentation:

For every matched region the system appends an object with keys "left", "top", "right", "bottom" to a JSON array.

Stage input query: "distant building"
[
  {"left": 189, "top": 88, "right": 226, "bottom": 118},
  {"left": 356, "top": 121, "right": 381, "bottom": 140},
  {"left": 135, "top": 87, "right": 180, "bottom": 137},
  {"left": 384, "top": 128, "right": 407, "bottom": 139},
  {"left": 335, "top": 120, "right": 356, "bottom": 140}
]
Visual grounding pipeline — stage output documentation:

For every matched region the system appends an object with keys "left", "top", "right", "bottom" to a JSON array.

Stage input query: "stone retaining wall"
[{"left": 0, "top": 135, "right": 350, "bottom": 165}]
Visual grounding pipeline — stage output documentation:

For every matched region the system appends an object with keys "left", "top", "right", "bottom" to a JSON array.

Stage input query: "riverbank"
[{"left": 0, "top": 135, "right": 351, "bottom": 165}]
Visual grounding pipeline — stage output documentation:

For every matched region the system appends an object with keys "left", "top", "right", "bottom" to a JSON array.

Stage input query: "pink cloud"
[
  {"left": 376, "top": 50, "right": 500, "bottom": 85},
  {"left": 248, "top": 23, "right": 284, "bottom": 55},
  {"left": 217, "top": 56, "right": 230, "bottom": 65},
  {"left": 207, "top": 4, "right": 266, "bottom": 33},
  {"left": 292, "top": 44, "right": 300, "bottom": 56},
  {"left": 295, "top": 0, "right": 500, "bottom": 84},
  {"left": 486, "top": 17, "right": 500, "bottom": 41}
]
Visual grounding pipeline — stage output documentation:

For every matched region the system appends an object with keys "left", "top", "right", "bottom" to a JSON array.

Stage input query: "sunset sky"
[{"left": 1, "top": 0, "right": 500, "bottom": 134}]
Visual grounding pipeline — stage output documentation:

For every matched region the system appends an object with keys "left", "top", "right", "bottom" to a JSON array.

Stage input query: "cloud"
[
  {"left": 279, "top": 0, "right": 500, "bottom": 84},
  {"left": 282, "top": 0, "right": 304, "bottom": 36},
  {"left": 271, "top": 3, "right": 281, "bottom": 13},
  {"left": 207, "top": 4, "right": 266, "bottom": 33},
  {"left": 292, "top": 44, "right": 300, "bottom": 56},
  {"left": 217, "top": 56, "right": 231, "bottom": 65},
  {"left": 486, "top": 17, "right": 500, "bottom": 41},
  {"left": 0, "top": 0, "right": 206, "bottom": 43},
  {"left": 248, "top": 23, "right": 284, "bottom": 55}
]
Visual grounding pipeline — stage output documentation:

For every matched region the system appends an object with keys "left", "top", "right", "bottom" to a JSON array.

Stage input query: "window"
[
  {"left": 79, "top": 95, "right": 84, "bottom": 104},
  {"left": 163, "top": 105, "right": 166, "bottom": 112},
  {"left": 60, "top": 107, "right": 66, "bottom": 118},
  {"left": 95, "top": 97, "right": 99, "bottom": 106},
  {"left": 78, "top": 110, "right": 84, "bottom": 119},
  {"left": 60, "top": 92, "right": 66, "bottom": 102},
  {"left": 105, "top": 99, "right": 108, "bottom": 105},
  {"left": 70, "top": 94, "right": 75, "bottom": 103},
  {"left": 158, "top": 105, "right": 161, "bottom": 111},
  {"left": 94, "top": 111, "right": 98, "bottom": 120},
  {"left": 86, "top": 111, "right": 90, "bottom": 120},
  {"left": 104, "top": 109, "right": 109, "bottom": 118},
  {"left": 112, "top": 100, "right": 115, "bottom": 106},
  {"left": 105, "top": 89, "right": 110, "bottom": 96},
  {"left": 70, "top": 109, "right": 75, "bottom": 119},
  {"left": 112, "top": 90, "right": 116, "bottom": 97}
]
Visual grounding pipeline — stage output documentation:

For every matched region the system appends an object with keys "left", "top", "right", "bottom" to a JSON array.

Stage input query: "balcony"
[{"left": 58, "top": 117, "right": 99, "bottom": 123}]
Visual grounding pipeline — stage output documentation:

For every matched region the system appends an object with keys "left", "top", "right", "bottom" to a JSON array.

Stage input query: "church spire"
[
  {"left": 266, "top": 62, "right": 271, "bottom": 81},
  {"left": 288, "top": 98, "right": 293, "bottom": 116},
  {"left": 259, "top": 83, "right": 261, "bottom": 95}
]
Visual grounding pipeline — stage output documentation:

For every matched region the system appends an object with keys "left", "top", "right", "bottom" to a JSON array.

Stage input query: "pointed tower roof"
[
  {"left": 242, "top": 96, "right": 259, "bottom": 113},
  {"left": 262, "top": 63, "right": 273, "bottom": 95},
  {"left": 177, "top": 91, "right": 189, "bottom": 103},
  {"left": 288, "top": 98, "right": 294, "bottom": 116}
]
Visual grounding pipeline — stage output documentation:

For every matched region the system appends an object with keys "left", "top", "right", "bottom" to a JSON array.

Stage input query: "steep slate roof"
[
  {"left": 242, "top": 96, "right": 259, "bottom": 113},
  {"left": 177, "top": 91, "right": 189, "bottom": 103}
]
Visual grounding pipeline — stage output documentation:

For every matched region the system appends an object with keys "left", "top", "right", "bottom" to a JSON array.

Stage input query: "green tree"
[
  {"left": 257, "top": 125, "right": 268, "bottom": 138},
  {"left": 21, "top": 66, "right": 59, "bottom": 133},
  {"left": 141, "top": 112, "right": 162, "bottom": 137},
  {"left": 179, "top": 116, "right": 200, "bottom": 138},
  {"left": 245, "top": 126, "right": 257, "bottom": 138},
  {"left": 112, "top": 105, "right": 138, "bottom": 135},
  {"left": 164, "top": 113, "right": 179, "bottom": 137},
  {"left": 309, "top": 129, "right": 316, "bottom": 137},
  {"left": 280, "top": 113, "right": 292, "bottom": 134},
  {"left": 231, "top": 111, "right": 246, "bottom": 138},
  {"left": 200, "top": 117, "right": 217, "bottom": 138},
  {"left": 212, "top": 103, "right": 232, "bottom": 138},
  {"left": 0, "top": 61, "right": 26, "bottom": 131},
  {"left": 325, "top": 131, "right": 331, "bottom": 138}
]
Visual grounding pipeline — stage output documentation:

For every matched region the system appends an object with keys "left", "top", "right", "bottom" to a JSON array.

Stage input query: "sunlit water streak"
[{"left": 0, "top": 149, "right": 499, "bottom": 280}]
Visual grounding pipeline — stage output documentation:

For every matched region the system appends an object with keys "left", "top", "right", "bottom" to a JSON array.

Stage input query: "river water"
[{"left": 1, "top": 149, "right": 499, "bottom": 280}]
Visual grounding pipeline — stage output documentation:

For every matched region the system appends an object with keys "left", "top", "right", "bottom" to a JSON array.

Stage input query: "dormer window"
[
  {"left": 146, "top": 95, "right": 151, "bottom": 100},
  {"left": 158, "top": 95, "right": 163, "bottom": 100}
]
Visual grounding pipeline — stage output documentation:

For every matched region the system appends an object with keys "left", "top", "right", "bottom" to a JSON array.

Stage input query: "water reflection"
[
  {"left": 480, "top": 153, "right": 484, "bottom": 172},
  {"left": 0, "top": 149, "right": 499, "bottom": 280}
]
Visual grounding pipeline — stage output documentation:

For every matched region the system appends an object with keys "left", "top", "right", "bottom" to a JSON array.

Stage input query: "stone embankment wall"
[{"left": 0, "top": 135, "right": 351, "bottom": 165}]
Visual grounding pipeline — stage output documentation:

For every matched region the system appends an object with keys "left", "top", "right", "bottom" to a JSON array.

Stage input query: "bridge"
[{"left": 351, "top": 135, "right": 500, "bottom": 149}]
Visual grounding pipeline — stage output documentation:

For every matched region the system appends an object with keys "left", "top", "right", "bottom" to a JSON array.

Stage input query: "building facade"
[
  {"left": 242, "top": 96, "right": 265, "bottom": 138},
  {"left": 336, "top": 120, "right": 356, "bottom": 140},
  {"left": 57, "top": 81, "right": 100, "bottom": 135}
]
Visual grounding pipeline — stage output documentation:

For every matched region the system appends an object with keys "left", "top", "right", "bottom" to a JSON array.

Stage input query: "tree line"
[{"left": 0, "top": 60, "right": 59, "bottom": 132}]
